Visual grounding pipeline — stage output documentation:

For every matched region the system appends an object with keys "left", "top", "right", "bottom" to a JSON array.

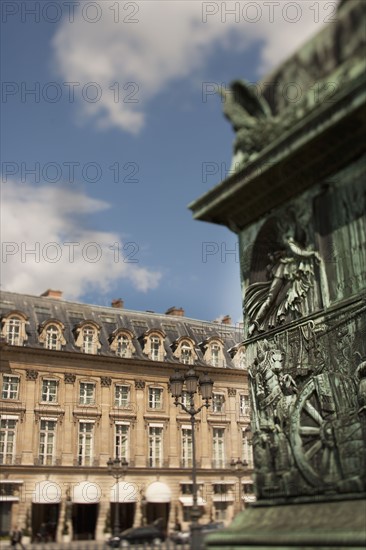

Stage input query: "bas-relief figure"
[{"left": 242, "top": 187, "right": 366, "bottom": 502}]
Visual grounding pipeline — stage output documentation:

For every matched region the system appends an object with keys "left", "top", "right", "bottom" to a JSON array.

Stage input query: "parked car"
[
  {"left": 170, "top": 529, "right": 191, "bottom": 544},
  {"left": 170, "top": 522, "right": 224, "bottom": 547},
  {"left": 107, "top": 519, "right": 165, "bottom": 547}
]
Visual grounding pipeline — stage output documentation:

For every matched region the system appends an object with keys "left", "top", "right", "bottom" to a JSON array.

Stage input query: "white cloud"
[
  {"left": 1, "top": 181, "right": 162, "bottom": 299},
  {"left": 53, "top": 0, "right": 338, "bottom": 133}
]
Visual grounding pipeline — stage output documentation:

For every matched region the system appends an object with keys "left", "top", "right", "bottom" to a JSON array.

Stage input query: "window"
[
  {"left": 116, "top": 335, "right": 129, "bottom": 358},
  {"left": 202, "top": 338, "right": 224, "bottom": 368},
  {"left": 242, "top": 431, "right": 253, "bottom": 468},
  {"left": 239, "top": 395, "right": 250, "bottom": 416},
  {"left": 45, "top": 325, "right": 61, "bottom": 350},
  {"left": 181, "top": 427, "right": 192, "bottom": 467},
  {"left": 110, "top": 330, "right": 135, "bottom": 358},
  {"left": 41, "top": 379, "right": 58, "bottom": 403},
  {"left": 211, "top": 344, "right": 220, "bottom": 367},
  {"left": 212, "top": 393, "right": 225, "bottom": 413},
  {"left": 7, "top": 318, "right": 21, "bottom": 346},
  {"left": 148, "top": 426, "right": 163, "bottom": 467},
  {"left": 82, "top": 327, "right": 96, "bottom": 354},
  {"left": 181, "top": 341, "right": 193, "bottom": 365},
  {"left": 74, "top": 322, "right": 101, "bottom": 354},
  {"left": 214, "top": 502, "right": 228, "bottom": 520},
  {"left": 150, "top": 337, "right": 161, "bottom": 361},
  {"left": 115, "top": 424, "right": 129, "bottom": 461},
  {"left": 1, "top": 376, "right": 19, "bottom": 400},
  {"left": 212, "top": 428, "right": 225, "bottom": 468},
  {"left": 213, "top": 484, "right": 229, "bottom": 495},
  {"left": 114, "top": 385, "right": 130, "bottom": 408},
  {"left": 39, "top": 419, "right": 56, "bottom": 465},
  {"left": 142, "top": 330, "right": 165, "bottom": 361},
  {"left": 78, "top": 422, "right": 94, "bottom": 466},
  {"left": 243, "top": 483, "right": 254, "bottom": 495},
  {"left": 181, "top": 391, "right": 190, "bottom": 408},
  {"left": 0, "top": 418, "right": 17, "bottom": 464},
  {"left": 79, "top": 382, "right": 95, "bottom": 405},
  {"left": 39, "top": 321, "right": 65, "bottom": 350},
  {"left": 149, "top": 387, "right": 163, "bottom": 409}
]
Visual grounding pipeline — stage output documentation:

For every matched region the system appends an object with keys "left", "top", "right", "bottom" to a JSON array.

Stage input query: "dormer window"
[
  {"left": 229, "top": 344, "right": 247, "bottom": 370},
  {"left": 211, "top": 344, "right": 220, "bottom": 367},
  {"left": 117, "top": 335, "right": 129, "bottom": 357},
  {"left": 142, "top": 330, "right": 166, "bottom": 362},
  {"left": 83, "top": 327, "right": 95, "bottom": 354},
  {"left": 201, "top": 338, "right": 225, "bottom": 368},
  {"left": 39, "top": 321, "right": 66, "bottom": 351},
  {"left": 181, "top": 343, "right": 192, "bottom": 365},
  {"left": 171, "top": 337, "right": 196, "bottom": 365},
  {"left": 1, "top": 312, "right": 28, "bottom": 347},
  {"left": 110, "top": 330, "right": 135, "bottom": 358},
  {"left": 151, "top": 337, "right": 160, "bottom": 361},
  {"left": 74, "top": 322, "right": 101, "bottom": 355}
]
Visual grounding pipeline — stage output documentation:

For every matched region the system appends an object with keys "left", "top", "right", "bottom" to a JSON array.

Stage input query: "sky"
[{"left": 1, "top": 0, "right": 340, "bottom": 324}]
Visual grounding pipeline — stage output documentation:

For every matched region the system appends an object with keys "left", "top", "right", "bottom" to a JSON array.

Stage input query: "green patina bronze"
[{"left": 190, "top": 0, "right": 366, "bottom": 547}]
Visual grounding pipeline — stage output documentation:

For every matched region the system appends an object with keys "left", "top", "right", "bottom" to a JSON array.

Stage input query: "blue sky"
[{"left": 1, "top": 0, "right": 337, "bottom": 324}]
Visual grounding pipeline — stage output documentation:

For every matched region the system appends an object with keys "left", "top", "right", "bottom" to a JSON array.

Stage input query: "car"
[
  {"left": 107, "top": 518, "right": 165, "bottom": 547},
  {"left": 169, "top": 529, "right": 191, "bottom": 544}
]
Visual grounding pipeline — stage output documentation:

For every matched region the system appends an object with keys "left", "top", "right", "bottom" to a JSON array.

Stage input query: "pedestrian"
[{"left": 10, "top": 526, "right": 25, "bottom": 549}]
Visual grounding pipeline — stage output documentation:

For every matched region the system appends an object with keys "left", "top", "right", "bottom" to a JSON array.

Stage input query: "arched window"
[
  {"left": 110, "top": 330, "right": 135, "bottom": 358},
  {"left": 1, "top": 312, "right": 28, "bottom": 346},
  {"left": 142, "top": 330, "right": 166, "bottom": 362},
  {"left": 74, "top": 322, "right": 101, "bottom": 355},
  {"left": 39, "top": 321, "right": 66, "bottom": 351},
  {"left": 201, "top": 338, "right": 225, "bottom": 368},
  {"left": 171, "top": 337, "right": 197, "bottom": 365}
]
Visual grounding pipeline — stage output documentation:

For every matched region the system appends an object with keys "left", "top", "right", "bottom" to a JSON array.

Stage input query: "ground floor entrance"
[
  {"left": 146, "top": 502, "right": 170, "bottom": 532},
  {"left": 31, "top": 503, "right": 60, "bottom": 542},
  {"left": 109, "top": 502, "right": 135, "bottom": 533},
  {"left": 72, "top": 503, "right": 99, "bottom": 540},
  {"left": 0, "top": 502, "right": 12, "bottom": 536}
]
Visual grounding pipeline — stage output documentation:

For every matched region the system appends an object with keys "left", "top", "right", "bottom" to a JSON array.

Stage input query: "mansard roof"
[{"left": 0, "top": 290, "right": 243, "bottom": 368}]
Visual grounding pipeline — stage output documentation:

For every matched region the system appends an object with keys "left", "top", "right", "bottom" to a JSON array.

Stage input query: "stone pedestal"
[{"left": 206, "top": 499, "right": 366, "bottom": 549}]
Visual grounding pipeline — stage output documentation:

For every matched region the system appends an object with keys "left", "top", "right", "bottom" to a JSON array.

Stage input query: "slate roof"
[{"left": 0, "top": 291, "right": 244, "bottom": 368}]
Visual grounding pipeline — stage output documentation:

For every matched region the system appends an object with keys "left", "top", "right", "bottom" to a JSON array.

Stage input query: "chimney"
[
  {"left": 41, "top": 289, "right": 63, "bottom": 299},
  {"left": 165, "top": 306, "right": 184, "bottom": 317},
  {"left": 111, "top": 298, "right": 124, "bottom": 309},
  {"left": 222, "top": 315, "right": 232, "bottom": 325}
]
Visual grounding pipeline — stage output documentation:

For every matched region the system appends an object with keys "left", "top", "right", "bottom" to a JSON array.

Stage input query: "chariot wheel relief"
[{"left": 290, "top": 378, "right": 340, "bottom": 488}]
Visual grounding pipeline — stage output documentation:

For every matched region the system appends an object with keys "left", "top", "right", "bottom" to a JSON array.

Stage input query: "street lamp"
[
  {"left": 230, "top": 458, "right": 248, "bottom": 513},
  {"left": 107, "top": 457, "right": 129, "bottom": 536},
  {"left": 169, "top": 368, "right": 214, "bottom": 550}
]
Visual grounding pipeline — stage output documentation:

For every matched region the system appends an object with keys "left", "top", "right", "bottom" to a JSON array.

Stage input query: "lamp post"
[
  {"left": 230, "top": 458, "right": 248, "bottom": 513},
  {"left": 107, "top": 457, "right": 128, "bottom": 536},
  {"left": 169, "top": 368, "right": 214, "bottom": 550}
]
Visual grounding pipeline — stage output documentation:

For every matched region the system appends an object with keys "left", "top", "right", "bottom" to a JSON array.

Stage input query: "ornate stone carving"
[
  {"left": 100, "top": 376, "right": 112, "bottom": 387},
  {"left": 228, "top": 388, "right": 236, "bottom": 397},
  {"left": 135, "top": 380, "right": 146, "bottom": 389},
  {"left": 249, "top": 309, "right": 366, "bottom": 501},
  {"left": 64, "top": 373, "right": 76, "bottom": 384},
  {"left": 245, "top": 231, "right": 321, "bottom": 336},
  {"left": 25, "top": 369, "right": 38, "bottom": 381}
]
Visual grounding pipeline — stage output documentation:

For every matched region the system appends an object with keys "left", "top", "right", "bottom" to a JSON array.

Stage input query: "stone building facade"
[{"left": 0, "top": 290, "right": 253, "bottom": 541}]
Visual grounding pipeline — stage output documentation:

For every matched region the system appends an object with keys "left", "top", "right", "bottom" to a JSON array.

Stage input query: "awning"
[
  {"left": 243, "top": 495, "right": 256, "bottom": 503},
  {"left": 179, "top": 496, "right": 205, "bottom": 506},
  {"left": 110, "top": 482, "right": 138, "bottom": 503},
  {"left": 72, "top": 481, "right": 101, "bottom": 504},
  {"left": 145, "top": 482, "right": 171, "bottom": 503},
  {"left": 212, "top": 494, "right": 234, "bottom": 502},
  {"left": 33, "top": 481, "right": 62, "bottom": 504}
]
